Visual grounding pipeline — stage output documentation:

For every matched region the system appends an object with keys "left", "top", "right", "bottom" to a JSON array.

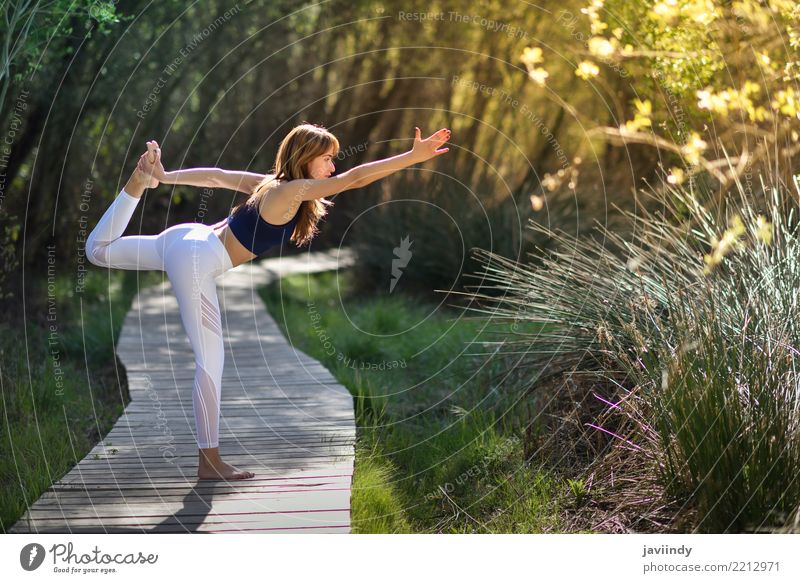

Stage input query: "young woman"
[{"left": 86, "top": 123, "right": 451, "bottom": 480}]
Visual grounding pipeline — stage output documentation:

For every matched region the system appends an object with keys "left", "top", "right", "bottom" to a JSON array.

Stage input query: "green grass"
[
  {"left": 259, "top": 269, "right": 572, "bottom": 533},
  {"left": 0, "top": 268, "right": 163, "bottom": 532}
]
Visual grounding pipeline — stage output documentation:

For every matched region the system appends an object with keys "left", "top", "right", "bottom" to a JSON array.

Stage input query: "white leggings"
[{"left": 86, "top": 189, "right": 234, "bottom": 449}]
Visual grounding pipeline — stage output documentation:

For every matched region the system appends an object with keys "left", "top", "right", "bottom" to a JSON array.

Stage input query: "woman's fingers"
[
  {"left": 145, "top": 140, "right": 161, "bottom": 164},
  {"left": 136, "top": 158, "right": 158, "bottom": 188},
  {"left": 138, "top": 158, "right": 155, "bottom": 176},
  {"left": 425, "top": 128, "right": 450, "bottom": 144},
  {"left": 146, "top": 144, "right": 157, "bottom": 164}
]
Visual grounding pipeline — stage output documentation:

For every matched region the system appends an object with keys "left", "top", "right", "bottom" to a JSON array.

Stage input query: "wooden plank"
[
  {"left": 58, "top": 464, "right": 353, "bottom": 492},
  {"left": 25, "top": 489, "right": 351, "bottom": 515},
  {"left": 11, "top": 510, "right": 352, "bottom": 532},
  {"left": 11, "top": 250, "right": 357, "bottom": 534},
  {"left": 11, "top": 521, "right": 352, "bottom": 534},
  {"left": 57, "top": 462, "right": 355, "bottom": 480},
  {"left": 36, "top": 478, "right": 354, "bottom": 501},
  {"left": 55, "top": 471, "right": 355, "bottom": 489},
  {"left": 93, "top": 432, "right": 355, "bottom": 445},
  {"left": 81, "top": 443, "right": 355, "bottom": 459}
]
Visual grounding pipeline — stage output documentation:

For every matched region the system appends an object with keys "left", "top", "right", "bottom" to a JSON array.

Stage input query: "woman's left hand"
[
  {"left": 137, "top": 140, "right": 167, "bottom": 187},
  {"left": 410, "top": 127, "right": 451, "bottom": 163}
]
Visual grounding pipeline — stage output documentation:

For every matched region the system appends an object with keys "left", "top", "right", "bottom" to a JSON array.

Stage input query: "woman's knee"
[{"left": 85, "top": 233, "right": 108, "bottom": 267}]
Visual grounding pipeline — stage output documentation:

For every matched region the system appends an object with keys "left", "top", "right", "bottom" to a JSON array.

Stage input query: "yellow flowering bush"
[{"left": 524, "top": 0, "right": 800, "bottom": 186}]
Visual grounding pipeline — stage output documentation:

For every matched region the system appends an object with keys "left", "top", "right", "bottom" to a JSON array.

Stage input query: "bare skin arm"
[
  {"left": 136, "top": 140, "right": 270, "bottom": 193},
  {"left": 159, "top": 168, "right": 269, "bottom": 193},
  {"left": 270, "top": 127, "right": 451, "bottom": 204},
  {"left": 214, "top": 170, "right": 272, "bottom": 194}
]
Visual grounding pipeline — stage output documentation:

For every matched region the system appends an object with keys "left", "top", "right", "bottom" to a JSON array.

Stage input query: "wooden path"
[{"left": 11, "top": 248, "right": 357, "bottom": 533}]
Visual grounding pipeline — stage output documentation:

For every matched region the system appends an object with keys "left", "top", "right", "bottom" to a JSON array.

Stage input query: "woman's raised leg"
[{"left": 86, "top": 188, "right": 165, "bottom": 271}]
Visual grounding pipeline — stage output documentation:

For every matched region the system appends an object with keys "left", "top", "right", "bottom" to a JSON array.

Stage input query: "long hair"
[{"left": 230, "top": 122, "right": 340, "bottom": 247}]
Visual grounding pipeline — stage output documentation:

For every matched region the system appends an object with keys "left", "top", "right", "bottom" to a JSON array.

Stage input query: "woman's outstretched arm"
[
  {"left": 137, "top": 140, "right": 269, "bottom": 193},
  {"left": 271, "top": 126, "right": 451, "bottom": 202},
  {"left": 162, "top": 168, "right": 267, "bottom": 193}
]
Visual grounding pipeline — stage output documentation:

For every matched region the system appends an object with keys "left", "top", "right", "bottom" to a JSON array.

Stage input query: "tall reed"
[{"left": 461, "top": 173, "right": 800, "bottom": 532}]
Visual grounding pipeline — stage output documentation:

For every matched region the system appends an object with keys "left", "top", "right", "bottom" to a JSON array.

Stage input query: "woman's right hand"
[
  {"left": 410, "top": 127, "right": 451, "bottom": 163},
  {"left": 137, "top": 140, "right": 167, "bottom": 185}
]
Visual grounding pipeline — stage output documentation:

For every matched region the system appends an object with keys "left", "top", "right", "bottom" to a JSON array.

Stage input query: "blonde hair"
[{"left": 231, "top": 122, "right": 340, "bottom": 247}]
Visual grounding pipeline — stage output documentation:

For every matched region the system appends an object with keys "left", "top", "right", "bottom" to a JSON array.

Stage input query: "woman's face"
[{"left": 307, "top": 147, "right": 336, "bottom": 179}]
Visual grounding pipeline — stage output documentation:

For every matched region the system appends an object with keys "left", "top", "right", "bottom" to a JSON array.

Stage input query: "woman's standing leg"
[
  {"left": 162, "top": 238, "right": 224, "bottom": 449},
  {"left": 163, "top": 228, "right": 253, "bottom": 480}
]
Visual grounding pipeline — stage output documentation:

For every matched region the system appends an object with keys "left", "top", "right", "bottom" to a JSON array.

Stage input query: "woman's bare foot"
[
  {"left": 124, "top": 143, "right": 160, "bottom": 197},
  {"left": 197, "top": 447, "right": 255, "bottom": 480}
]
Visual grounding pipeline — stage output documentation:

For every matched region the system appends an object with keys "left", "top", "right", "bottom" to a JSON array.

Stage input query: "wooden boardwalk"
[{"left": 10, "top": 248, "right": 357, "bottom": 533}]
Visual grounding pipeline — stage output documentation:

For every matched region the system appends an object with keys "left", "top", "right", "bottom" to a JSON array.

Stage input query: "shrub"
[{"left": 462, "top": 170, "right": 800, "bottom": 532}]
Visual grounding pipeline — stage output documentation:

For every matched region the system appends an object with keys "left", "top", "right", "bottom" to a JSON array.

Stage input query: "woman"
[{"left": 86, "top": 122, "right": 451, "bottom": 480}]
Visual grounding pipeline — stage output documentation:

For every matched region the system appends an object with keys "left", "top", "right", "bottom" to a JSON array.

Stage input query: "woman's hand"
[
  {"left": 410, "top": 127, "right": 451, "bottom": 163},
  {"left": 137, "top": 140, "right": 167, "bottom": 186}
]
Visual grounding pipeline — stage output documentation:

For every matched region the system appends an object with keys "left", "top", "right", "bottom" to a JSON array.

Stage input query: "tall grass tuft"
[
  {"left": 460, "top": 172, "right": 800, "bottom": 533},
  {"left": 351, "top": 368, "right": 389, "bottom": 428}
]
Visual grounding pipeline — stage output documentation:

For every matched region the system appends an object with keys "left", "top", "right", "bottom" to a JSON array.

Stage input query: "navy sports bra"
[{"left": 227, "top": 201, "right": 299, "bottom": 256}]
